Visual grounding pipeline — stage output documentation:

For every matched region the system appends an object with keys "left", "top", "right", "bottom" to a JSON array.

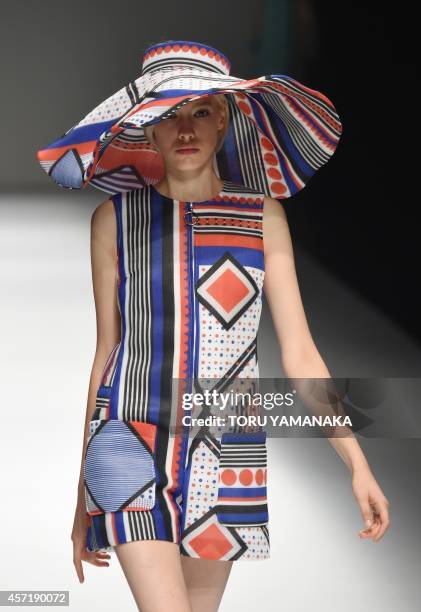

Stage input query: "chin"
[{"left": 173, "top": 156, "right": 205, "bottom": 169}]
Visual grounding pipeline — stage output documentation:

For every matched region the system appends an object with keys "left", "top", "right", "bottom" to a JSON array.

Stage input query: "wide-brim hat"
[{"left": 36, "top": 39, "right": 342, "bottom": 199}]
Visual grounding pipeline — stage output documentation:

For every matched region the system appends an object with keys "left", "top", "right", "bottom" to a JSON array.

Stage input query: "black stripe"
[
  {"left": 154, "top": 191, "right": 177, "bottom": 540},
  {"left": 125, "top": 84, "right": 136, "bottom": 106},
  {"left": 194, "top": 211, "right": 262, "bottom": 220},
  {"left": 194, "top": 228, "right": 262, "bottom": 238}
]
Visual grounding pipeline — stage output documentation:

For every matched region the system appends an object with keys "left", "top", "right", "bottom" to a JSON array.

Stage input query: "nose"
[{"left": 177, "top": 116, "right": 195, "bottom": 141}]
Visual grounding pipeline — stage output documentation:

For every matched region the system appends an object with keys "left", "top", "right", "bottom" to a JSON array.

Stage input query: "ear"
[{"left": 217, "top": 110, "right": 226, "bottom": 130}]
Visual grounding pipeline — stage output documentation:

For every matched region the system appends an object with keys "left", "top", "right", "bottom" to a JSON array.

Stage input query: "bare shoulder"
[
  {"left": 262, "top": 196, "right": 293, "bottom": 259},
  {"left": 91, "top": 198, "right": 117, "bottom": 257},
  {"left": 263, "top": 195, "right": 286, "bottom": 219},
  {"left": 91, "top": 197, "right": 115, "bottom": 226}
]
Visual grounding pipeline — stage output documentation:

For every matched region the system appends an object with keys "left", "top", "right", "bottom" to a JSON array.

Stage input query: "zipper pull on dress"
[{"left": 184, "top": 201, "right": 199, "bottom": 226}]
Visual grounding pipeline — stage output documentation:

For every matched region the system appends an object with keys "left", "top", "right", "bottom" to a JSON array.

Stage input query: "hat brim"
[{"left": 36, "top": 70, "right": 342, "bottom": 198}]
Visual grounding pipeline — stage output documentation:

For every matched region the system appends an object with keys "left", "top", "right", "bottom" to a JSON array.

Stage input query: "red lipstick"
[{"left": 175, "top": 147, "right": 199, "bottom": 154}]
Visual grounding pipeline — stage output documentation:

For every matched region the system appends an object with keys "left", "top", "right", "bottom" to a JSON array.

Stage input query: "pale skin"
[{"left": 71, "top": 96, "right": 390, "bottom": 610}]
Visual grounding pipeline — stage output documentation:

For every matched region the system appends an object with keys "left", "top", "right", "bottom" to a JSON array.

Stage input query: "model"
[{"left": 37, "top": 40, "right": 390, "bottom": 612}]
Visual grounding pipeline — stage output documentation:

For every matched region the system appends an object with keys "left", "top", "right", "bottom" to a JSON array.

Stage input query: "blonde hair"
[{"left": 144, "top": 93, "right": 229, "bottom": 154}]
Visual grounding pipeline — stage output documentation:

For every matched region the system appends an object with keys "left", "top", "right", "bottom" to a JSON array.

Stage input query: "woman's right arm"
[
  {"left": 72, "top": 200, "right": 121, "bottom": 581},
  {"left": 74, "top": 197, "right": 120, "bottom": 515}
]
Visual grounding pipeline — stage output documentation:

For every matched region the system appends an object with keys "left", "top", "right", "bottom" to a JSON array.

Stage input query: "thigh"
[
  {"left": 180, "top": 556, "right": 233, "bottom": 612},
  {"left": 114, "top": 540, "right": 192, "bottom": 612}
]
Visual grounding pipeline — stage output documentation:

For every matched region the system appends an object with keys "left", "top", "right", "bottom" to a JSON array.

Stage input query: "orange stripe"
[
  {"left": 164, "top": 204, "right": 189, "bottom": 537},
  {"left": 124, "top": 506, "right": 155, "bottom": 512},
  {"left": 178, "top": 205, "right": 190, "bottom": 382},
  {"left": 36, "top": 141, "right": 96, "bottom": 160},
  {"left": 197, "top": 217, "right": 262, "bottom": 228},
  {"left": 194, "top": 234, "right": 263, "bottom": 250},
  {"left": 111, "top": 513, "right": 119, "bottom": 544}
]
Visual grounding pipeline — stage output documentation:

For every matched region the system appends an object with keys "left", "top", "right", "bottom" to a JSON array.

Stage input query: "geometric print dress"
[{"left": 84, "top": 179, "right": 270, "bottom": 561}]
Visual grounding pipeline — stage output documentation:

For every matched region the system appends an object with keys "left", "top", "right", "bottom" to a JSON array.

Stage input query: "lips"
[{"left": 175, "top": 147, "right": 199, "bottom": 154}]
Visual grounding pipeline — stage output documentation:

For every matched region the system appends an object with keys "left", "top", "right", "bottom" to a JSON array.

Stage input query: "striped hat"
[{"left": 36, "top": 39, "right": 342, "bottom": 198}]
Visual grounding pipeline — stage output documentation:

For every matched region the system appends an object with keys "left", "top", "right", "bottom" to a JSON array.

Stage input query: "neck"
[{"left": 154, "top": 170, "right": 224, "bottom": 202}]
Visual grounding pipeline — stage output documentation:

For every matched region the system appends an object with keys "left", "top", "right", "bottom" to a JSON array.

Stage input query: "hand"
[
  {"left": 71, "top": 508, "right": 111, "bottom": 583},
  {"left": 351, "top": 467, "right": 390, "bottom": 542}
]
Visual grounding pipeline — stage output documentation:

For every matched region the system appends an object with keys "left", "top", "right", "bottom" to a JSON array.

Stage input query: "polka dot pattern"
[
  {"left": 78, "top": 84, "right": 133, "bottom": 127},
  {"left": 184, "top": 440, "right": 219, "bottom": 528},
  {"left": 39, "top": 36, "right": 342, "bottom": 199},
  {"left": 237, "top": 526, "right": 270, "bottom": 560},
  {"left": 219, "top": 467, "right": 268, "bottom": 487},
  {"left": 197, "top": 265, "right": 264, "bottom": 379}
]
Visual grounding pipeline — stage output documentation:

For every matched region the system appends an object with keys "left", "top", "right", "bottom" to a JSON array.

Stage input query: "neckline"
[{"left": 149, "top": 179, "right": 226, "bottom": 204}]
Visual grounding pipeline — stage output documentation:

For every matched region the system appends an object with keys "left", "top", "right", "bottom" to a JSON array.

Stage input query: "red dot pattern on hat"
[
  {"left": 233, "top": 93, "right": 289, "bottom": 197},
  {"left": 143, "top": 42, "right": 231, "bottom": 74}
]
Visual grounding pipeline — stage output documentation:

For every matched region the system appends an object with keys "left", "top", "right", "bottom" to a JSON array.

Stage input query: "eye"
[{"left": 194, "top": 108, "right": 211, "bottom": 117}]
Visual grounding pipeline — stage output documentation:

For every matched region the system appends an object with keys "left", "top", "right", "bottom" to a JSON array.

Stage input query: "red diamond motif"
[
  {"left": 195, "top": 252, "right": 259, "bottom": 330},
  {"left": 189, "top": 523, "right": 234, "bottom": 559},
  {"left": 207, "top": 269, "right": 249, "bottom": 313}
]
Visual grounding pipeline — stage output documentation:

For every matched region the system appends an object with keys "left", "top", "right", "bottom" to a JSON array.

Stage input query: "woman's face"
[{"left": 150, "top": 96, "right": 225, "bottom": 170}]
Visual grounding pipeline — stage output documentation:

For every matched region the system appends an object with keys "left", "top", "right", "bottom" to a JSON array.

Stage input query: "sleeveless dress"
[{"left": 83, "top": 179, "right": 270, "bottom": 561}]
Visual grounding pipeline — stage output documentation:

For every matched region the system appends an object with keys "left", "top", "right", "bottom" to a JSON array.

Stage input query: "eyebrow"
[{"left": 191, "top": 99, "right": 213, "bottom": 108}]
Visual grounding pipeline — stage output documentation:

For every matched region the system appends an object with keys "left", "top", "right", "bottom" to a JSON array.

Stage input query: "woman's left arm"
[{"left": 262, "top": 197, "right": 391, "bottom": 542}]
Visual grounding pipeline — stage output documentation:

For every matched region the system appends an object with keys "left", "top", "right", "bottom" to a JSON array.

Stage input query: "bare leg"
[
  {"left": 180, "top": 556, "right": 234, "bottom": 612},
  {"left": 114, "top": 540, "right": 193, "bottom": 612}
]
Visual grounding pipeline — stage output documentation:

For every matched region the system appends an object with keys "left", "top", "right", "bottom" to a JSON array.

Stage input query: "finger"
[
  {"left": 373, "top": 506, "right": 390, "bottom": 542},
  {"left": 358, "top": 522, "right": 374, "bottom": 536},
  {"left": 74, "top": 557, "right": 84, "bottom": 583},
  {"left": 358, "top": 499, "right": 374, "bottom": 530},
  {"left": 95, "top": 552, "right": 111, "bottom": 559},
  {"left": 370, "top": 517, "right": 382, "bottom": 541},
  {"left": 93, "top": 558, "right": 110, "bottom": 568},
  {"left": 370, "top": 503, "right": 386, "bottom": 537},
  {"left": 90, "top": 551, "right": 111, "bottom": 566},
  {"left": 358, "top": 515, "right": 378, "bottom": 538}
]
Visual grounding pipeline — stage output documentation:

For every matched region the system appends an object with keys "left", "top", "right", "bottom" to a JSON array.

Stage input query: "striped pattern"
[
  {"left": 141, "top": 40, "right": 231, "bottom": 75},
  {"left": 36, "top": 39, "right": 342, "bottom": 200},
  {"left": 84, "top": 420, "right": 156, "bottom": 513},
  {"left": 219, "top": 432, "right": 268, "bottom": 467},
  {"left": 84, "top": 180, "right": 270, "bottom": 560},
  {"left": 216, "top": 432, "right": 269, "bottom": 526},
  {"left": 117, "top": 188, "right": 154, "bottom": 423}
]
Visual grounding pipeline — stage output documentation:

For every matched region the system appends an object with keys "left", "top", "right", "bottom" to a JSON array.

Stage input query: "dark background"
[
  {"left": 3, "top": 0, "right": 419, "bottom": 344},
  {"left": 289, "top": 2, "right": 420, "bottom": 345}
]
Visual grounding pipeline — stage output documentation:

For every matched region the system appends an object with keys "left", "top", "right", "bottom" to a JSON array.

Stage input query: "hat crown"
[{"left": 141, "top": 40, "right": 231, "bottom": 76}]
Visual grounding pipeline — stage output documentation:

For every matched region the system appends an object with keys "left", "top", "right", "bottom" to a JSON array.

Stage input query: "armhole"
[
  {"left": 109, "top": 193, "right": 123, "bottom": 292},
  {"left": 110, "top": 192, "right": 123, "bottom": 256}
]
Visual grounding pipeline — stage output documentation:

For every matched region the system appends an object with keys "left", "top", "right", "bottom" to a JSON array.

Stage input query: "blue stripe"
[
  {"left": 220, "top": 127, "right": 243, "bottom": 184},
  {"left": 218, "top": 486, "right": 267, "bottom": 498},
  {"left": 247, "top": 94, "right": 314, "bottom": 193},
  {"left": 217, "top": 510, "right": 268, "bottom": 524},
  {"left": 114, "top": 511, "right": 127, "bottom": 544},
  {"left": 111, "top": 192, "right": 125, "bottom": 419},
  {"left": 43, "top": 120, "right": 116, "bottom": 148},
  {"left": 91, "top": 515, "right": 107, "bottom": 549},
  {"left": 196, "top": 245, "right": 264, "bottom": 269},
  {"left": 221, "top": 431, "right": 266, "bottom": 444},
  {"left": 149, "top": 187, "right": 165, "bottom": 424},
  {"left": 193, "top": 210, "right": 201, "bottom": 383}
]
